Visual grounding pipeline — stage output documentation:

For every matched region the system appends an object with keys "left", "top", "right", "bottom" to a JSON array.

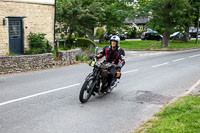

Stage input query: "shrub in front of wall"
[
  {"left": 28, "top": 33, "right": 46, "bottom": 49},
  {"left": 26, "top": 33, "right": 52, "bottom": 54}
]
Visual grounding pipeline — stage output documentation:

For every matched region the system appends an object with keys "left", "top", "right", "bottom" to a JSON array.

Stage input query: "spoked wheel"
[{"left": 79, "top": 79, "right": 94, "bottom": 103}]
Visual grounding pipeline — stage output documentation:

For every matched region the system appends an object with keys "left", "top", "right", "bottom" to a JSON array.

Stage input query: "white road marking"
[
  {"left": 183, "top": 79, "right": 200, "bottom": 96},
  {"left": 188, "top": 54, "right": 200, "bottom": 58},
  {"left": 172, "top": 58, "right": 185, "bottom": 62},
  {"left": 152, "top": 62, "right": 169, "bottom": 68},
  {"left": 0, "top": 83, "right": 81, "bottom": 107},
  {"left": 123, "top": 69, "right": 139, "bottom": 74},
  {"left": 166, "top": 79, "right": 200, "bottom": 106}
]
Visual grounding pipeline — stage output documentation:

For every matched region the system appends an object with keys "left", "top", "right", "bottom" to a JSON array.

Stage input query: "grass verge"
[
  {"left": 134, "top": 95, "right": 200, "bottom": 133},
  {"left": 98, "top": 40, "right": 200, "bottom": 51},
  {"left": 99, "top": 40, "right": 157, "bottom": 50},
  {"left": 151, "top": 40, "right": 200, "bottom": 50}
]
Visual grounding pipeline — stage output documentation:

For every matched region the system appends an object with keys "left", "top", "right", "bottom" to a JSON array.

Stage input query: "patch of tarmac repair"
[{"left": 122, "top": 91, "right": 174, "bottom": 105}]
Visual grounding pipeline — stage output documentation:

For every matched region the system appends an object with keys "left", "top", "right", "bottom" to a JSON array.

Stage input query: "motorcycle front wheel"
[{"left": 79, "top": 79, "right": 94, "bottom": 103}]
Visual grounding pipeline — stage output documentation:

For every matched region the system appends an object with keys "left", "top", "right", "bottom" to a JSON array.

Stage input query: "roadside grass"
[
  {"left": 98, "top": 40, "right": 200, "bottom": 50},
  {"left": 151, "top": 40, "right": 200, "bottom": 50},
  {"left": 134, "top": 95, "right": 200, "bottom": 133},
  {"left": 98, "top": 40, "right": 157, "bottom": 50}
]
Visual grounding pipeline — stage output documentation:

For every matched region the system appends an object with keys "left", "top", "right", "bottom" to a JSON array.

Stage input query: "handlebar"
[{"left": 89, "top": 55, "right": 121, "bottom": 69}]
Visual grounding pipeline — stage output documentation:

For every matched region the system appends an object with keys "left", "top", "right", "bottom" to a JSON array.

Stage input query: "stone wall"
[
  {"left": 0, "top": 49, "right": 81, "bottom": 74},
  {"left": 0, "top": 1, "right": 54, "bottom": 55},
  {"left": 56, "top": 49, "right": 81, "bottom": 66}
]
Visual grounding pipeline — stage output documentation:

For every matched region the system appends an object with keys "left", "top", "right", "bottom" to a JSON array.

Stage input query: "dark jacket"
[{"left": 97, "top": 46, "right": 125, "bottom": 67}]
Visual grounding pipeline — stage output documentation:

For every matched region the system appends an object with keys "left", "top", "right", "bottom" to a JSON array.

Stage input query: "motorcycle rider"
[{"left": 96, "top": 35, "right": 125, "bottom": 91}]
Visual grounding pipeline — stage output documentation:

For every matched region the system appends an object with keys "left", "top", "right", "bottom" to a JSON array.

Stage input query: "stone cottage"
[{"left": 0, "top": 0, "right": 55, "bottom": 55}]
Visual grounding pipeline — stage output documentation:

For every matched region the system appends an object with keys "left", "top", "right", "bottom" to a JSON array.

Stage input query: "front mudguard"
[
  {"left": 85, "top": 72, "right": 99, "bottom": 93},
  {"left": 85, "top": 72, "right": 95, "bottom": 82}
]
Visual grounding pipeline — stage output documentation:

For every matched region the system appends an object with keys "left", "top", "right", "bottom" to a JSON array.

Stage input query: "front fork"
[{"left": 98, "top": 79, "right": 103, "bottom": 95}]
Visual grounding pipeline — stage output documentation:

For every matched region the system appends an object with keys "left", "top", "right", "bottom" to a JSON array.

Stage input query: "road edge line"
[
  {"left": 0, "top": 83, "right": 81, "bottom": 107},
  {"left": 165, "top": 79, "right": 200, "bottom": 106}
]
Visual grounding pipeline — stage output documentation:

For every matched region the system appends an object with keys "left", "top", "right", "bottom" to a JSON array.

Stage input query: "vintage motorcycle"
[{"left": 79, "top": 48, "right": 121, "bottom": 103}]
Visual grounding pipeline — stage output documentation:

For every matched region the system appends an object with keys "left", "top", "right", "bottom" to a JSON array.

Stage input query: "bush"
[
  {"left": 96, "top": 28, "right": 104, "bottom": 39},
  {"left": 126, "top": 23, "right": 141, "bottom": 38},
  {"left": 26, "top": 33, "right": 52, "bottom": 54},
  {"left": 28, "top": 33, "right": 46, "bottom": 49},
  {"left": 76, "top": 54, "right": 90, "bottom": 62},
  {"left": 56, "top": 37, "right": 96, "bottom": 52},
  {"left": 74, "top": 38, "right": 96, "bottom": 48},
  {"left": 46, "top": 41, "right": 53, "bottom": 53},
  {"left": 76, "top": 47, "right": 95, "bottom": 62}
]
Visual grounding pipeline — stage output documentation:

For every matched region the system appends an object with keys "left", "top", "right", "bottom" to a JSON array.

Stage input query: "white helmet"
[{"left": 110, "top": 35, "right": 120, "bottom": 47}]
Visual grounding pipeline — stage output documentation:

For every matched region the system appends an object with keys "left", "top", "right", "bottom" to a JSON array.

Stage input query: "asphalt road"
[{"left": 1, "top": 49, "right": 200, "bottom": 133}]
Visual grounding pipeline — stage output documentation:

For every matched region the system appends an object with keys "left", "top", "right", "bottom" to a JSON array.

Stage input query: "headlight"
[
  {"left": 89, "top": 61, "right": 96, "bottom": 67},
  {"left": 101, "top": 70, "right": 108, "bottom": 77}
]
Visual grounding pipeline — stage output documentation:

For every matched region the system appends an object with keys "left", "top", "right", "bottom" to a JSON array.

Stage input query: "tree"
[
  {"left": 56, "top": 0, "right": 82, "bottom": 40},
  {"left": 190, "top": 0, "right": 200, "bottom": 44},
  {"left": 182, "top": 0, "right": 200, "bottom": 42},
  {"left": 147, "top": 0, "right": 191, "bottom": 47},
  {"left": 137, "top": 0, "right": 200, "bottom": 43},
  {"left": 190, "top": 0, "right": 200, "bottom": 26},
  {"left": 56, "top": 0, "right": 134, "bottom": 42},
  {"left": 100, "top": 0, "right": 134, "bottom": 33},
  {"left": 56, "top": 0, "right": 104, "bottom": 41}
]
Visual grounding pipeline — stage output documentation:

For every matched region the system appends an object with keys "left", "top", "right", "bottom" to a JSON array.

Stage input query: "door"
[{"left": 8, "top": 18, "right": 24, "bottom": 54}]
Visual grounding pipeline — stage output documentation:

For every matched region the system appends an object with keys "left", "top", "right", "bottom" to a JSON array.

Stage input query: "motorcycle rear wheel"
[{"left": 79, "top": 80, "right": 94, "bottom": 103}]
